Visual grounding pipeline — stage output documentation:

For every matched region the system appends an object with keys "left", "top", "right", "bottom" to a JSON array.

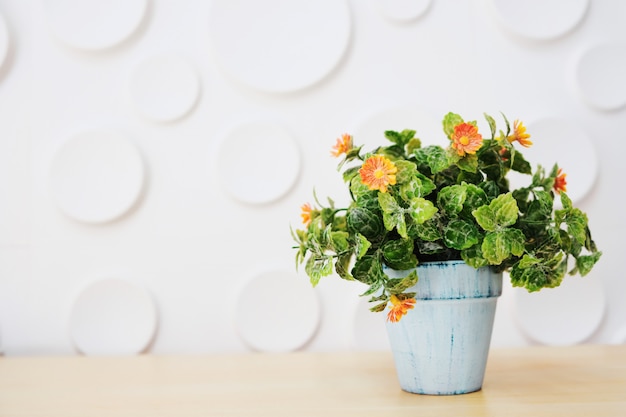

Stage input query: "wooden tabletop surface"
[{"left": 0, "top": 345, "right": 624, "bottom": 416}]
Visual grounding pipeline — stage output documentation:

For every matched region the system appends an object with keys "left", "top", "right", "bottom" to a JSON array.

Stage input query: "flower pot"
[{"left": 385, "top": 260, "right": 503, "bottom": 395}]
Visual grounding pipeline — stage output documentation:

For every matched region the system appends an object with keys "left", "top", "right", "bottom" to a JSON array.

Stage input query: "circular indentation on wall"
[
  {"left": 376, "top": 0, "right": 431, "bottom": 23},
  {"left": 50, "top": 130, "right": 145, "bottom": 223},
  {"left": 575, "top": 43, "right": 626, "bottom": 111},
  {"left": 611, "top": 327, "right": 626, "bottom": 345},
  {"left": 0, "top": 12, "right": 9, "bottom": 70},
  {"left": 513, "top": 276, "right": 605, "bottom": 346},
  {"left": 130, "top": 55, "right": 200, "bottom": 122},
  {"left": 490, "top": 276, "right": 529, "bottom": 348},
  {"left": 352, "top": 297, "right": 390, "bottom": 351},
  {"left": 69, "top": 279, "right": 157, "bottom": 355},
  {"left": 235, "top": 269, "right": 320, "bottom": 352},
  {"left": 490, "top": 0, "right": 588, "bottom": 40},
  {"left": 217, "top": 121, "right": 300, "bottom": 204},
  {"left": 208, "top": 0, "right": 351, "bottom": 93},
  {"left": 354, "top": 105, "right": 443, "bottom": 151},
  {"left": 43, "top": 0, "right": 148, "bottom": 50},
  {"left": 507, "top": 118, "right": 597, "bottom": 205}
]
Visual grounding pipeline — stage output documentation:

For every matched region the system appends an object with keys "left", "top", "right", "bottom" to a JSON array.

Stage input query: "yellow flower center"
[
  {"left": 374, "top": 169, "right": 384, "bottom": 179},
  {"left": 460, "top": 136, "right": 470, "bottom": 146}
]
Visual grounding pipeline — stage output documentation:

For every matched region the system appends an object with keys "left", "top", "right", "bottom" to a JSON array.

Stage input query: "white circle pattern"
[
  {"left": 50, "top": 131, "right": 145, "bottom": 223},
  {"left": 130, "top": 55, "right": 200, "bottom": 122},
  {"left": 235, "top": 269, "right": 320, "bottom": 352},
  {"left": 208, "top": 0, "right": 351, "bottom": 92},
  {"left": 490, "top": 0, "right": 588, "bottom": 40},
  {"left": 575, "top": 43, "right": 626, "bottom": 111},
  {"left": 217, "top": 121, "right": 300, "bottom": 205},
  {"left": 69, "top": 279, "right": 157, "bottom": 355},
  {"left": 43, "top": 0, "right": 148, "bottom": 50}
]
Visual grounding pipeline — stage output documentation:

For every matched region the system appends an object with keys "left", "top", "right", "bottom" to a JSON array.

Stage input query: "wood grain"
[{"left": 0, "top": 345, "right": 624, "bottom": 416}]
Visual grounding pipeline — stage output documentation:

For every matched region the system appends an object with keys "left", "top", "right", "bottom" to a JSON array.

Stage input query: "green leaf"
[
  {"left": 305, "top": 255, "right": 333, "bottom": 286},
  {"left": 386, "top": 271, "right": 419, "bottom": 294},
  {"left": 354, "top": 191, "right": 380, "bottom": 211},
  {"left": 510, "top": 150, "right": 532, "bottom": 174},
  {"left": 473, "top": 205, "right": 496, "bottom": 232},
  {"left": 394, "top": 160, "right": 418, "bottom": 184},
  {"left": 443, "top": 112, "right": 464, "bottom": 137},
  {"left": 510, "top": 260, "right": 565, "bottom": 291},
  {"left": 415, "top": 145, "right": 449, "bottom": 174},
  {"left": 401, "top": 129, "right": 417, "bottom": 143},
  {"left": 381, "top": 145, "right": 406, "bottom": 159},
  {"left": 558, "top": 228, "right": 573, "bottom": 253},
  {"left": 479, "top": 180, "right": 500, "bottom": 200},
  {"left": 444, "top": 219, "right": 480, "bottom": 250},
  {"left": 377, "top": 191, "right": 398, "bottom": 212},
  {"left": 484, "top": 113, "right": 497, "bottom": 138},
  {"left": 398, "top": 173, "right": 436, "bottom": 201},
  {"left": 352, "top": 255, "right": 384, "bottom": 285},
  {"left": 560, "top": 192, "right": 573, "bottom": 211},
  {"left": 510, "top": 264, "right": 550, "bottom": 291},
  {"left": 491, "top": 193, "right": 519, "bottom": 228},
  {"left": 383, "top": 239, "right": 418, "bottom": 271},
  {"left": 331, "top": 231, "right": 349, "bottom": 252},
  {"left": 575, "top": 252, "right": 602, "bottom": 276},
  {"left": 512, "top": 187, "right": 530, "bottom": 211},
  {"left": 462, "top": 184, "right": 489, "bottom": 214},
  {"left": 378, "top": 192, "right": 407, "bottom": 238},
  {"left": 518, "top": 254, "right": 540, "bottom": 269},
  {"left": 398, "top": 179, "right": 419, "bottom": 201},
  {"left": 567, "top": 208, "right": 588, "bottom": 245},
  {"left": 474, "top": 193, "right": 519, "bottom": 232},
  {"left": 416, "top": 172, "right": 437, "bottom": 195},
  {"left": 414, "top": 217, "right": 442, "bottom": 241},
  {"left": 481, "top": 232, "right": 509, "bottom": 265},
  {"left": 342, "top": 166, "right": 360, "bottom": 183},
  {"left": 457, "top": 153, "right": 478, "bottom": 173},
  {"left": 356, "top": 233, "right": 371, "bottom": 259},
  {"left": 335, "top": 253, "right": 354, "bottom": 280},
  {"left": 384, "top": 130, "right": 403, "bottom": 145},
  {"left": 349, "top": 175, "right": 371, "bottom": 198},
  {"left": 320, "top": 208, "right": 335, "bottom": 227},
  {"left": 481, "top": 228, "right": 525, "bottom": 265},
  {"left": 417, "top": 240, "right": 446, "bottom": 254},
  {"left": 369, "top": 301, "right": 388, "bottom": 313},
  {"left": 461, "top": 244, "right": 489, "bottom": 268},
  {"left": 407, "top": 137, "right": 422, "bottom": 154},
  {"left": 361, "top": 280, "right": 384, "bottom": 296},
  {"left": 524, "top": 191, "right": 554, "bottom": 231},
  {"left": 500, "top": 112, "right": 511, "bottom": 136},
  {"left": 408, "top": 197, "right": 438, "bottom": 224},
  {"left": 446, "top": 147, "right": 461, "bottom": 167},
  {"left": 505, "top": 228, "right": 526, "bottom": 257},
  {"left": 437, "top": 184, "right": 467, "bottom": 216},
  {"left": 347, "top": 207, "right": 383, "bottom": 240}
]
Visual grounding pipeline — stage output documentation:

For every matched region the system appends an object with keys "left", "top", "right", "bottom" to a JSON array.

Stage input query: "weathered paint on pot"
[{"left": 385, "top": 260, "right": 503, "bottom": 395}]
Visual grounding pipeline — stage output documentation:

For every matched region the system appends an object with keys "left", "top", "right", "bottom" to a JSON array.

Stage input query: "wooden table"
[{"left": 0, "top": 345, "right": 624, "bottom": 416}]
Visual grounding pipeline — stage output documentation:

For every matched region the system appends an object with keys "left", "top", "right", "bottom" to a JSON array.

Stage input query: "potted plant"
[{"left": 292, "top": 112, "right": 601, "bottom": 395}]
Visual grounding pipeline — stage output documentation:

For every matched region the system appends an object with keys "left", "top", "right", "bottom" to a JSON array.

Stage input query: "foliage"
[{"left": 292, "top": 113, "right": 601, "bottom": 321}]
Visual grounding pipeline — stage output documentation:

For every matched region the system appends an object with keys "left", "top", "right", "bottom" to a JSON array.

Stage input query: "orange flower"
[
  {"left": 300, "top": 203, "right": 313, "bottom": 226},
  {"left": 450, "top": 123, "right": 483, "bottom": 156},
  {"left": 359, "top": 155, "right": 397, "bottom": 193},
  {"left": 507, "top": 120, "right": 532, "bottom": 148},
  {"left": 499, "top": 146, "right": 509, "bottom": 162},
  {"left": 387, "top": 295, "right": 416, "bottom": 322},
  {"left": 554, "top": 168, "right": 567, "bottom": 194},
  {"left": 331, "top": 133, "right": 353, "bottom": 157}
]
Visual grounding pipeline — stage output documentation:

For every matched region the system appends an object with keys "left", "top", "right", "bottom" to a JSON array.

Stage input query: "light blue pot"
[{"left": 385, "top": 260, "right": 503, "bottom": 395}]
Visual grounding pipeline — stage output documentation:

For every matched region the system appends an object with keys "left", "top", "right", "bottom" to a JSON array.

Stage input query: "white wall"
[{"left": 0, "top": 0, "right": 622, "bottom": 355}]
